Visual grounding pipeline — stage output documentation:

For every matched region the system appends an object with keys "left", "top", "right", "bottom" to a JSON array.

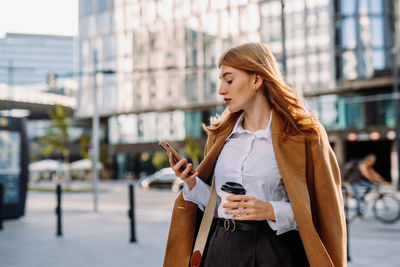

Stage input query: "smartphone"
[{"left": 159, "top": 140, "right": 195, "bottom": 175}]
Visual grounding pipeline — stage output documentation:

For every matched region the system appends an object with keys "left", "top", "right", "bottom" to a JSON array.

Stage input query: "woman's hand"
[
  {"left": 223, "top": 195, "right": 276, "bottom": 221},
  {"left": 168, "top": 152, "right": 198, "bottom": 190}
]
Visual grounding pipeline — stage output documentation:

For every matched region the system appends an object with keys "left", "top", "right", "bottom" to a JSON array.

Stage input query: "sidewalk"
[
  {"left": 347, "top": 216, "right": 400, "bottom": 267},
  {"left": 1, "top": 183, "right": 177, "bottom": 267},
  {"left": 1, "top": 182, "right": 400, "bottom": 266}
]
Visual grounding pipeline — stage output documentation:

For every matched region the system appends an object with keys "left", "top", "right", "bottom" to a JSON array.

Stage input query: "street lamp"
[{"left": 92, "top": 51, "right": 115, "bottom": 212}]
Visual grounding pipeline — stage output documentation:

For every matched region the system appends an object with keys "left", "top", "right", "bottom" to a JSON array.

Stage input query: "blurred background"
[
  {"left": 0, "top": 0, "right": 400, "bottom": 266},
  {"left": 1, "top": 0, "right": 399, "bottom": 184}
]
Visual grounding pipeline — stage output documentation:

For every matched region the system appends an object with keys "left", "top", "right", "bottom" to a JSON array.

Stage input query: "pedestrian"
[
  {"left": 348, "top": 154, "right": 384, "bottom": 218},
  {"left": 163, "top": 42, "right": 346, "bottom": 267}
]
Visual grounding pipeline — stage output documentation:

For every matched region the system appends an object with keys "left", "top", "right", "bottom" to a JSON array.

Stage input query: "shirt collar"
[{"left": 225, "top": 112, "right": 272, "bottom": 141}]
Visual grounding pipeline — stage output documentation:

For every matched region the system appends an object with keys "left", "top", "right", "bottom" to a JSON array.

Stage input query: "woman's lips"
[{"left": 224, "top": 98, "right": 231, "bottom": 104}]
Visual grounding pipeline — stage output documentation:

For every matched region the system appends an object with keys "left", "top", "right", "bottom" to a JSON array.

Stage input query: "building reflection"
[{"left": 77, "top": 0, "right": 398, "bottom": 181}]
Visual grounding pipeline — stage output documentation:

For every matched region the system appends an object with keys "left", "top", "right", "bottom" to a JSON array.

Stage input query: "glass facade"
[
  {"left": 307, "top": 0, "right": 398, "bottom": 141},
  {"left": 308, "top": 93, "right": 395, "bottom": 131},
  {"left": 260, "top": 0, "right": 335, "bottom": 96},
  {"left": 0, "top": 33, "right": 74, "bottom": 86},
  {"left": 108, "top": 111, "right": 185, "bottom": 145},
  {"left": 77, "top": 0, "right": 340, "bottom": 136},
  {"left": 77, "top": 0, "right": 398, "bottom": 152},
  {"left": 335, "top": 0, "right": 394, "bottom": 80}
]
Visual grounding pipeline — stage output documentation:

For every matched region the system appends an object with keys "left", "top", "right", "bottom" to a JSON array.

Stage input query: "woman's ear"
[{"left": 253, "top": 74, "right": 263, "bottom": 92}]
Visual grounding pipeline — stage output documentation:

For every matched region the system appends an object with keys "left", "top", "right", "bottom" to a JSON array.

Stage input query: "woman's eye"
[{"left": 226, "top": 80, "right": 232, "bottom": 85}]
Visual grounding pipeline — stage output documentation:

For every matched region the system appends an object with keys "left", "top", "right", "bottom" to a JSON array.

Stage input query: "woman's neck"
[{"left": 242, "top": 97, "right": 271, "bottom": 132}]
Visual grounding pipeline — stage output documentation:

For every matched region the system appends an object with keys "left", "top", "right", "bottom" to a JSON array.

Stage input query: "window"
[
  {"left": 341, "top": 18, "right": 356, "bottom": 49},
  {"left": 184, "top": 72, "right": 198, "bottom": 102},
  {"left": 98, "top": 0, "right": 108, "bottom": 13},
  {"left": 204, "top": 69, "right": 217, "bottom": 101},
  {"left": 85, "top": 0, "right": 94, "bottom": 15},
  {"left": 341, "top": 0, "right": 356, "bottom": 15}
]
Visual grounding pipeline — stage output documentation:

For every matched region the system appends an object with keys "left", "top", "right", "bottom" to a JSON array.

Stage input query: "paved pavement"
[{"left": 0, "top": 182, "right": 399, "bottom": 267}]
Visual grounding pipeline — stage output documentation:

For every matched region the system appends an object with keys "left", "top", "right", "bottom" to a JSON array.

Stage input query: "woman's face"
[{"left": 218, "top": 64, "right": 256, "bottom": 113}]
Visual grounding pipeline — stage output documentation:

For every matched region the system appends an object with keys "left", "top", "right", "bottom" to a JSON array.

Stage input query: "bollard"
[
  {"left": 343, "top": 185, "right": 351, "bottom": 262},
  {"left": 0, "top": 183, "right": 3, "bottom": 231},
  {"left": 55, "top": 184, "right": 62, "bottom": 237},
  {"left": 128, "top": 183, "right": 137, "bottom": 242}
]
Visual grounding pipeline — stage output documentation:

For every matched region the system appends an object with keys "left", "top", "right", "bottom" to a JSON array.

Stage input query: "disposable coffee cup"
[{"left": 220, "top": 182, "right": 246, "bottom": 211}]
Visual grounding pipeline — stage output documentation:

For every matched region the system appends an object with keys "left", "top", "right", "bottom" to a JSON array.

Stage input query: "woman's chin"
[{"left": 227, "top": 105, "right": 240, "bottom": 113}]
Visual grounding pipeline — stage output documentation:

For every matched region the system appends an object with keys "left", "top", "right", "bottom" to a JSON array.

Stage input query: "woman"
[{"left": 163, "top": 43, "right": 346, "bottom": 267}]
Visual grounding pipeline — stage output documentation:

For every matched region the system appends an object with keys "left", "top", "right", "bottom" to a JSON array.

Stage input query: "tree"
[
  {"left": 152, "top": 151, "right": 169, "bottom": 170},
  {"left": 183, "top": 136, "right": 203, "bottom": 168},
  {"left": 39, "top": 105, "right": 71, "bottom": 184},
  {"left": 79, "top": 134, "right": 91, "bottom": 159}
]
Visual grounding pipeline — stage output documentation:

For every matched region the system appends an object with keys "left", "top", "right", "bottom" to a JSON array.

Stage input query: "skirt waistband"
[{"left": 215, "top": 218, "right": 269, "bottom": 232}]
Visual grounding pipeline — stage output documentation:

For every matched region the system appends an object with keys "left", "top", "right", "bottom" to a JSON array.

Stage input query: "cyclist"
[{"left": 347, "top": 154, "right": 384, "bottom": 218}]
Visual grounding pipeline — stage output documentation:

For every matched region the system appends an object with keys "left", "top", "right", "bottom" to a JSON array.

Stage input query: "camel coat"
[{"left": 163, "top": 110, "right": 347, "bottom": 267}]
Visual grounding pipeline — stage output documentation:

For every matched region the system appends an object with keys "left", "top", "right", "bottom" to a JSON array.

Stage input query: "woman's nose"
[{"left": 219, "top": 85, "right": 226, "bottom": 95}]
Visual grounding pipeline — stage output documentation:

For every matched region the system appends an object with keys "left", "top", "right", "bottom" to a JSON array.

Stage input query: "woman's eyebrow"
[{"left": 219, "top": 72, "right": 233, "bottom": 79}]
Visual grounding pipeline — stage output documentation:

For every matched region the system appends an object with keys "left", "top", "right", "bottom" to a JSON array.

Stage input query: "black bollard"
[
  {"left": 0, "top": 183, "right": 3, "bottom": 231},
  {"left": 128, "top": 183, "right": 137, "bottom": 242},
  {"left": 55, "top": 184, "right": 62, "bottom": 237},
  {"left": 343, "top": 185, "right": 351, "bottom": 262}
]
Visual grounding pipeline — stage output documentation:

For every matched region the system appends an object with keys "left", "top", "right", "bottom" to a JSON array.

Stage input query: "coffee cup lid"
[{"left": 221, "top": 182, "right": 246, "bottom": 195}]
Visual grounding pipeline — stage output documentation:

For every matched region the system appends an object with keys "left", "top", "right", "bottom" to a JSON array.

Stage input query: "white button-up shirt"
[{"left": 183, "top": 113, "right": 297, "bottom": 235}]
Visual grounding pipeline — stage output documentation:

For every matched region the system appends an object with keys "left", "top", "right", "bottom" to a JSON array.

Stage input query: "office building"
[
  {"left": 0, "top": 33, "right": 74, "bottom": 86},
  {"left": 77, "top": 0, "right": 399, "bottom": 180}
]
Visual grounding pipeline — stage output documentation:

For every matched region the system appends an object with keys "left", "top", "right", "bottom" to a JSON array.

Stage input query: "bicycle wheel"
[
  {"left": 342, "top": 185, "right": 359, "bottom": 223},
  {"left": 372, "top": 194, "right": 400, "bottom": 224}
]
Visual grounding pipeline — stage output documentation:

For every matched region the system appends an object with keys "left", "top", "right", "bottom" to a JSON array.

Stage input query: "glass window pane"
[
  {"left": 368, "top": 0, "right": 383, "bottom": 14},
  {"left": 185, "top": 72, "right": 198, "bottom": 102},
  {"left": 345, "top": 100, "right": 365, "bottom": 129},
  {"left": 204, "top": 69, "right": 217, "bottom": 100},
  {"left": 203, "top": 41, "right": 216, "bottom": 66},
  {"left": 370, "top": 17, "right": 384, "bottom": 48},
  {"left": 185, "top": 45, "right": 197, "bottom": 66},
  {"left": 341, "top": 0, "right": 356, "bottom": 15},
  {"left": 372, "top": 49, "right": 385, "bottom": 70},
  {"left": 341, "top": 18, "right": 356, "bottom": 49},
  {"left": 85, "top": 0, "right": 93, "bottom": 15},
  {"left": 318, "top": 95, "right": 338, "bottom": 129},
  {"left": 98, "top": 0, "right": 108, "bottom": 12}
]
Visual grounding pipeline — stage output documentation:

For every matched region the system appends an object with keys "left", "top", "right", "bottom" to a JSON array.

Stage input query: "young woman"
[{"left": 163, "top": 43, "right": 346, "bottom": 267}]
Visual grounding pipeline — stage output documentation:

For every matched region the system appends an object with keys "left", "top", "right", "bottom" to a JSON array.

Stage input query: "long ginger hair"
[{"left": 203, "top": 42, "right": 321, "bottom": 137}]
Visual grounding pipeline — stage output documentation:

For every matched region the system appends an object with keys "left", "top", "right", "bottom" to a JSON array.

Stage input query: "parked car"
[{"left": 138, "top": 167, "right": 184, "bottom": 192}]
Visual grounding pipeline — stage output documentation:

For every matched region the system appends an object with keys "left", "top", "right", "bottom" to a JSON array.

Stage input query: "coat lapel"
[{"left": 270, "top": 109, "right": 311, "bottom": 215}]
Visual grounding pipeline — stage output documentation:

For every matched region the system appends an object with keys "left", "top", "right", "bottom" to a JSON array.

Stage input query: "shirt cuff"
[
  {"left": 267, "top": 201, "right": 298, "bottom": 235},
  {"left": 182, "top": 177, "right": 211, "bottom": 211}
]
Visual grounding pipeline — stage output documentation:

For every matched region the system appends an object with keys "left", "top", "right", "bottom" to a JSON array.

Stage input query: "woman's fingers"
[
  {"left": 223, "top": 195, "right": 273, "bottom": 221},
  {"left": 181, "top": 163, "right": 193, "bottom": 177},
  {"left": 169, "top": 153, "right": 196, "bottom": 180},
  {"left": 171, "top": 158, "right": 186, "bottom": 173},
  {"left": 168, "top": 152, "right": 175, "bottom": 166},
  {"left": 226, "top": 194, "right": 252, "bottom": 202}
]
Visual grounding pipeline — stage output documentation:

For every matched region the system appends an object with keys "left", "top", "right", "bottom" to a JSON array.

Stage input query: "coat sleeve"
[
  {"left": 163, "top": 134, "right": 215, "bottom": 267},
  {"left": 308, "top": 131, "right": 347, "bottom": 267}
]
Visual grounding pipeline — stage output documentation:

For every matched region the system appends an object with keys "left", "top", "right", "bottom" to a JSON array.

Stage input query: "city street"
[{"left": 0, "top": 182, "right": 399, "bottom": 267}]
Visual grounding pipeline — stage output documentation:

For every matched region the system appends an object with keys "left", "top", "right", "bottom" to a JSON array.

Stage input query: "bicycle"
[{"left": 342, "top": 182, "right": 400, "bottom": 224}]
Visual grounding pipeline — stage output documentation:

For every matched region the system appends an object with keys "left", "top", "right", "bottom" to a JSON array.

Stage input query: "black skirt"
[{"left": 202, "top": 219, "right": 309, "bottom": 267}]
